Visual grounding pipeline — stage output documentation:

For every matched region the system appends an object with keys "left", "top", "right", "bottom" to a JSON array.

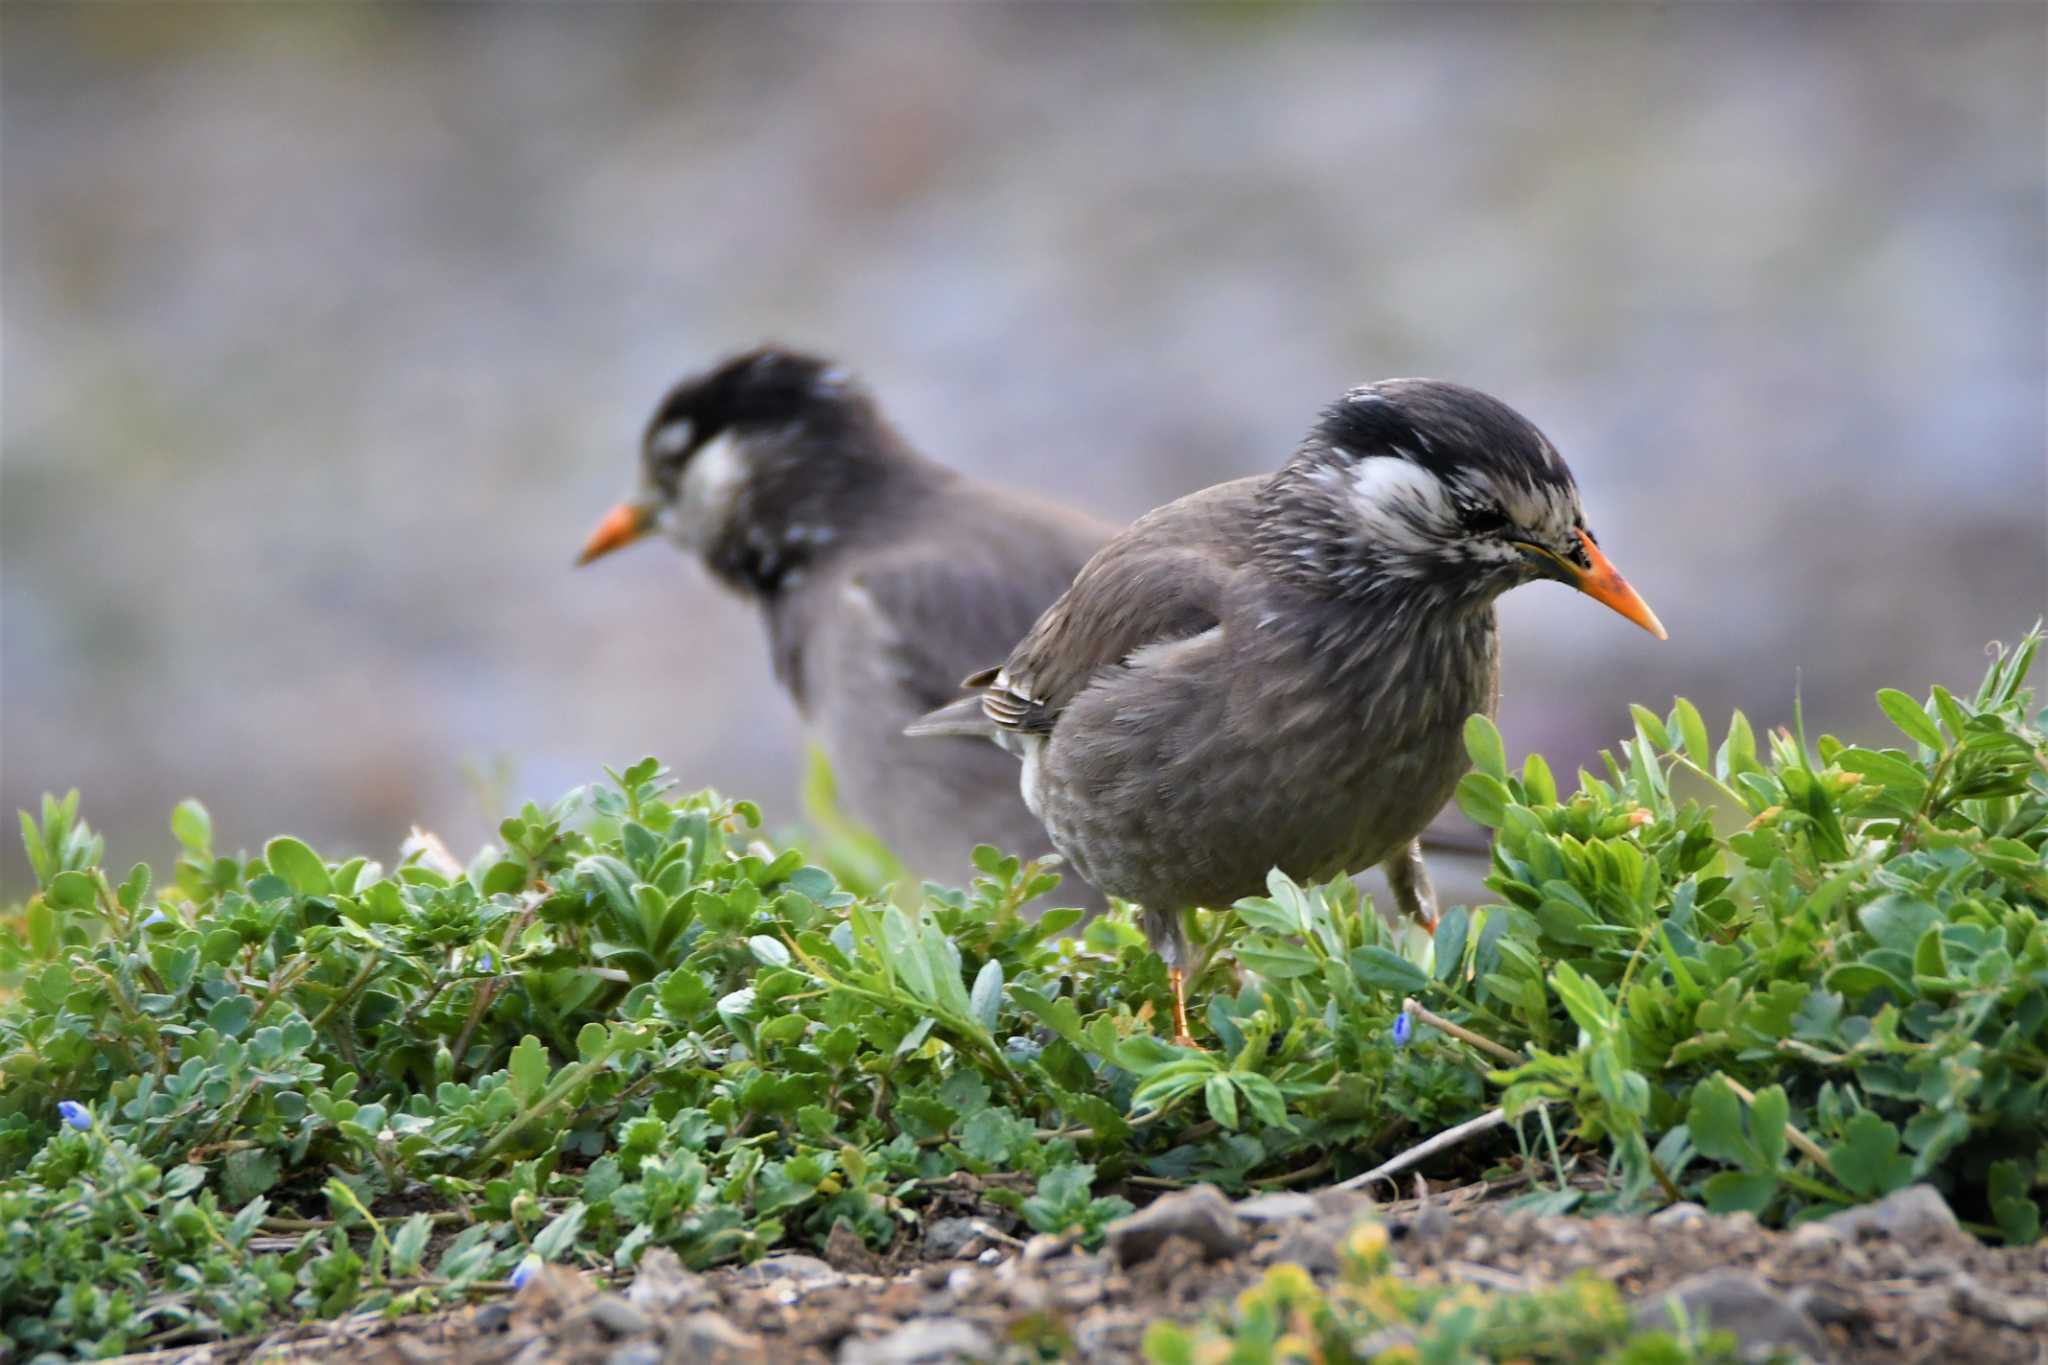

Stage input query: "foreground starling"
[{"left": 911, "top": 379, "right": 1664, "bottom": 1042}]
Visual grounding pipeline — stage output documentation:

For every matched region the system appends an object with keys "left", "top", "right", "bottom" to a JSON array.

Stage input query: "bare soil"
[{"left": 107, "top": 1182, "right": 2048, "bottom": 1365}]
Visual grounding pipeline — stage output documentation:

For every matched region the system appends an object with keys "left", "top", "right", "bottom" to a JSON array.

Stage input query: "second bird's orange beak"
[
  {"left": 1561, "top": 528, "right": 1666, "bottom": 639},
  {"left": 576, "top": 501, "right": 657, "bottom": 566}
]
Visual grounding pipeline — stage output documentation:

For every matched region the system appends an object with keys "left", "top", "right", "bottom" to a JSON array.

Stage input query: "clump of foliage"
[
  {"left": 1143, "top": 1220, "right": 1768, "bottom": 1364},
  {"left": 1, "top": 631, "right": 2042, "bottom": 1358},
  {"left": 1447, "top": 629, "right": 2047, "bottom": 1237}
]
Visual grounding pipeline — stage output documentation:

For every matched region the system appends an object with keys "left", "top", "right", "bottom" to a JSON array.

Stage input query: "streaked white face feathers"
[
  {"left": 650, "top": 428, "right": 749, "bottom": 551},
  {"left": 1337, "top": 453, "right": 1581, "bottom": 580},
  {"left": 1340, "top": 454, "right": 1455, "bottom": 560}
]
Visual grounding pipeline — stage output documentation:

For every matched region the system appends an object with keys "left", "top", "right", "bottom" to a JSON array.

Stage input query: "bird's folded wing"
[{"left": 976, "top": 478, "right": 1265, "bottom": 736}]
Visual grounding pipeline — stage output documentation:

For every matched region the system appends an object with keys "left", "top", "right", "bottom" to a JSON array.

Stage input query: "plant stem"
[{"left": 1403, "top": 998, "right": 1525, "bottom": 1065}]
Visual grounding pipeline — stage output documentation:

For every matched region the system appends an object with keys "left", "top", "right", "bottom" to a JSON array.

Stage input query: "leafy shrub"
[
  {"left": 2, "top": 632, "right": 2042, "bottom": 1357},
  {"left": 1449, "top": 630, "right": 2046, "bottom": 1236}
]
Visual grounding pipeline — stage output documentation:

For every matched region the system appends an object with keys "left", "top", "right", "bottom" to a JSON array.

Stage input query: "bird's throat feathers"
[{"left": 689, "top": 411, "right": 942, "bottom": 599}]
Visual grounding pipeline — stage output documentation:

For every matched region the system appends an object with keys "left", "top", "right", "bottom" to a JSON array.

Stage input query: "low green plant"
[
  {"left": 2, "top": 632, "right": 2042, "bottom": 1358},
  {"left": 1450, "top": 630, "right": 2047, "bottom": 1234}
]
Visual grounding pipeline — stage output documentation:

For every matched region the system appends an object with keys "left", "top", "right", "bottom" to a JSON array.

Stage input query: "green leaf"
[
  {"left": 264, "top": 836, "right": 331, "bottom": 896},
  {"left": 1701, "top": 1170, "right": 1778, "bottom": 1214},
  {"left": 507, "top": 1035, "right": 549, "bottom": 1105},
  {"left": 1630, "top": 704, "right": 1672, "bottom": 752},
  {"left": 1455, "top": 772, "right": 1510, "bottom": 829},
  {"left": 208, "top": 994, "right": 256, "bottom": 1038},
  {"left": 1748, "top": 1085, "right": 1789, "bottom": 1172},
  {"left": 171, "top": 798, "right": 212, "bottom": 854},
  {"left": 1876, "top": 689, "right": 1944, "bottom": 751},
  {"left": 46, "top": 870, "right": 96, "bottom": 911},
  {"left": 1349, "top": 945, "right": 1430, "bottom": 994},
  {"left": 25, "top": 899, "right": 57, "bottom": 959},
  {"left": 1204, "top": 1074, "right": 1240, "bottom": 1129},
  {"left": 1824, "top": 961, "right": 1910, "bottom": 1000},
  {"left": 1928, "top": 685, "right": 1970, "bottom": 742},
  {"left": 1686, "top": 1078, "right": 1752, "bottom": 1168},
  {"left": 961, "top": 1108, "right": 1026, "bottom": 1165},
  {"left": 1828, "top": 1113, "right": 1914, "bottom": 1198},
  {"left": 1858, "top": 895, "right": 1939, "bottom": 955},
  {"left": 1550, "top": 961, "right": 1615, "bottom": 1037},
  {"left": 1672, "top": 698, "right": 1711, "bottom": 768},
  {"left": 895, "top": 1016, "right": 936, "bottom": 1057},
  {"left": 969, "top": 960, "right": 1004, "bottom": 1034},
  {"left": 1464, "top": 713, "right": 1508, "bottom": 782},
  {"left": 1988, "top": 1159, "right": 2042, "bottom": 1245},
  {"left": 1835, "top": 748, "right": 1928, "bottom": 795},
  {"left": 1237, "top": 944, "right": 1321, "bottom": 979},
  {"left": 747, "top": 935, "right": 791, "bottom": 968},
  {"left": 1432, "top": 906, "right": 1470, "bottom": 981},
  {"left": 575, "top": 856, "right": 638, "bottom": 922},
  {"left": 1718, "top": 710, "right": 1761, "bottom": 780},
  {"left": 390, "top": 1213, "right": 433, "bottom": 1276},
  {"left": 117, "top": 862, "right": 151, "bottom": 912},
  {"left": 19, "top": 809, "right": 49, "bottom": 885},
  {"left": 531, "top": 1203, "right": 586, "bottom": 1260}
]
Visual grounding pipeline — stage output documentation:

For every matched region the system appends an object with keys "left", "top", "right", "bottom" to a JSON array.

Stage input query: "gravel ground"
[{"left": 107, "top": 1182, "right": 2048, "bottom": 1365}]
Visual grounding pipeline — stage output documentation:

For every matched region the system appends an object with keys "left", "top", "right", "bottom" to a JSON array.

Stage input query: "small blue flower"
[
  {"left": 57, "top": 1101, "right": 92, "bottom": 1131},
  {"left": 1391, "top": 1012, "right": 1413, "bottom": 1047},
  {"left": 142, "top": 910, "right": 170, "bottom": 928},
  {"left": 509, "top": 1255, "right": 541, "bottom": 1290},
  {"left": 479, "top": 949, "right": 494, "bottom": 972}
]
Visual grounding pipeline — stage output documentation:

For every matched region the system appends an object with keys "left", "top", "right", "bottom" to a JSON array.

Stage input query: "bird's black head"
[
  {"left": 1261, "top": 379, "right": 1663, "bottom": 636},
  {"left": 579, "top": 346, "right": 928, "bottom": 594},
  {"left": 638, "top": 346, "right": 858, "bottom": 501}
]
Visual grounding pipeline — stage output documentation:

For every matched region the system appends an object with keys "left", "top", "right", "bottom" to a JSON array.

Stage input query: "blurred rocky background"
[{"left": 3, "top": 3, "right": 2043, "bottom": 895}]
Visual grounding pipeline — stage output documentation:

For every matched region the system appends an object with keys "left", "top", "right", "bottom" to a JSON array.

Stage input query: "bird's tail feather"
[{"left": 903, "top": 695, "right": 993, "bottom": 739}]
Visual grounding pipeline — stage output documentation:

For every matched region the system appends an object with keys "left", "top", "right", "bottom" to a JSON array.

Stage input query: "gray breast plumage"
[{"left": 1028, "top": 596, "right": 1498, "bottom": 913}]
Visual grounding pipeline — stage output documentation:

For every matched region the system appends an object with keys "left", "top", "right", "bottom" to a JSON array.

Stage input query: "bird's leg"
[
  {"left": 1382, "top": 840, "right": 1440, "bottom": 932},
  {"left": 1148, "top": 904, "right": 1204, "bottom": 1049},
  {"left": 1168, "top": 967, "right": 1197, "bottom": 1049}
]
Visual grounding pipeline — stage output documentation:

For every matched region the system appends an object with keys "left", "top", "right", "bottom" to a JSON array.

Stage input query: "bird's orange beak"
[
  {"left": 1563, "top": 528, "right": 1666, "bottom": 639},
  {"left": 576, "top": 502, "right": 656, "bottom": 566}
]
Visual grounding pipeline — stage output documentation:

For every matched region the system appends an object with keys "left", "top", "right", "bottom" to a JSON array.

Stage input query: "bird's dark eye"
[{"left": 1459, "top": 503, "right": 1510, "bottom": 536}]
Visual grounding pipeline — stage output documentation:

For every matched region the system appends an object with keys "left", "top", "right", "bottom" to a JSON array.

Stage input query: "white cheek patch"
[
  {"left": 668, "top": 432, "right": 747, "bottom": 548},
  {"left": 1345, "top": 456, "right": 1453, "bottom": 553}
]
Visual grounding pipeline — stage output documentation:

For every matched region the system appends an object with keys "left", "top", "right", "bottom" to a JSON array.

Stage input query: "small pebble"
[
  {"left": 584, "top": 1293, "right": 650, "bottom": 1337},
  {"left": 838, "top": 1317, "right": 993, "bottom": 1365},
  {"left": 1648, "top": 1201, "right": 1708, "bottom": 1227},
  {"left": 1824, "top": 1185, "right": 1960, "bottom": 1246},
  {"left": 1786, "top": 1221, "right": 1844, "bottom": 1252},
  {"left": 673, "top": 1310, "right": 762, "bottom": 1352},
  {"left": 1632, "top": 1270, "right": 1832, "bottom": 1363},
  {"left": 921, "top": 1216, "right": 985, "bottom": 1260},
  {"left": 1103, "top": 1185, "right": 1249, "bottom": 1267}
]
